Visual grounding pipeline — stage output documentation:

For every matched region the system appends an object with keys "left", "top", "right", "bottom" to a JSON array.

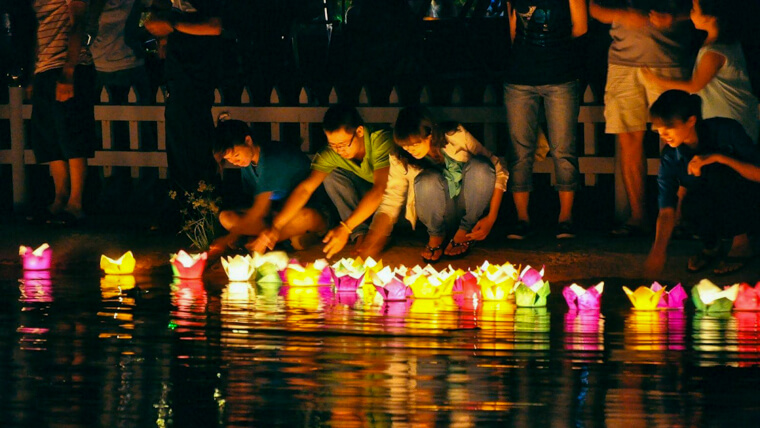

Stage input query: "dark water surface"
[{"left": 3, "top": 273, "right": 760, "bottom": 427}]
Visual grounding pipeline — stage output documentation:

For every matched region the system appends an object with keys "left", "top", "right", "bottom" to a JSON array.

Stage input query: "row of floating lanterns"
[{"left": 19, "top": 244, "right": 760, "bottom": 312}]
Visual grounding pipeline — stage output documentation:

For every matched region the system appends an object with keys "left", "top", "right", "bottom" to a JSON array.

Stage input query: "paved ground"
[{"left": 2, "top": 215, "right": 757, "bottom": 288}]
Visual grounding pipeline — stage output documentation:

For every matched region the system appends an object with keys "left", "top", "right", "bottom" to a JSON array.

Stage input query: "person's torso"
[
  {"left": 34, "top": 0, "right": 91, "bottom": 73},
  {"left": 506, "top": 0, "right": 579, "bottom": 85},
  {"left": 241, "top": 142, "right": 311, "bottom": 200},
  {"left": 90, "top": 0, "right": 144, "bottom": 72},
  {"left": 608, "top": 18, "right": 694, "bottom": 67},
  {"left": 696, "top": 43, "right": 759, "bottom": 142}
]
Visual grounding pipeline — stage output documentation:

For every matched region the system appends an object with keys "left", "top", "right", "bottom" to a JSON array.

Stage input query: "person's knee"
[
  {"left": 414, "top": 171, "right": 445, "bottom": 197},
  {"left": 464, "top": 157, "right": 495, "bottom": 182}
]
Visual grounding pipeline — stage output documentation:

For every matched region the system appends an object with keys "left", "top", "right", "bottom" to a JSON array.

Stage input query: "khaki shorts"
[{"left": 604, "top": 64, "right": 687, "bottom": 134}]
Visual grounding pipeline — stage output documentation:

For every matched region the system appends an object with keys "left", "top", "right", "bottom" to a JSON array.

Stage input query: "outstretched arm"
[
  {"left": 689, "top": 154, "right": 760, "bottom": 182},
  {"left": 644, "top": 207, "right": 676, "bottom": 277},
  {"left": 642, "top": 51, "right": 725, "bottom": 93}
]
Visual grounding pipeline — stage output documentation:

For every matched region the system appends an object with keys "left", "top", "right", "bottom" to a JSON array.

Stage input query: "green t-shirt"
[{"left": 311, "top": 126, "right": 393, "bottom": 183}]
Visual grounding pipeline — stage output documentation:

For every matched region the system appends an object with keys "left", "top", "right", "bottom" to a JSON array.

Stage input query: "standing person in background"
[
  {"left": 253, "top": 105, "right": 393, "bottom": 258},
  {"left": 144, "top": 0, "right": 221, "bottom": 217},
  {"left": 28, "top": 0, "right": 96, "bottom": 226},
  {"left": 503, "top": 0, "right": 587, "bottom": 240},
  {"left": 89, "top": 0, "right": 156, "bottom": 213},
  {"left": 642, "top": 0, "right": 758, "bottom": 143},
  {"left": 590, "top": 0, "right": 694, "bottom": 237}
]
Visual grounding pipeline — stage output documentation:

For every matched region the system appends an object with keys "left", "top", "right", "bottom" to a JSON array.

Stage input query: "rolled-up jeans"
[
  {"left": 323, "top": 167, "right": 373, "bottom": 239},
  {"left": 504, "top": 80, "right": 580, "bottom": 193},
  {"left": 414, "top": 156, "right": 496, "bottom": 237}
]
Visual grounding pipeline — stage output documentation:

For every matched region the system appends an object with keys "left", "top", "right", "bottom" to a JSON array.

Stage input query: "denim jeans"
[
  {"left": 414, "top": 156, "right": 496, "bottom": 237},
  {"left": 504, "top": 80, "right": 580, "bottom": 192},
  {"left": 322, "top": 167, "right": 374, "bottom": 239}
]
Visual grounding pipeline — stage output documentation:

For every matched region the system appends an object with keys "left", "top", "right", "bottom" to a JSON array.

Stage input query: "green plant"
[{"left": 170, "top": 181, "right": 221, "bottom": 251}]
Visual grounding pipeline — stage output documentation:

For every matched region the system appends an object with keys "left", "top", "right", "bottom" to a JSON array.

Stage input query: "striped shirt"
[{"left": 34, "top": 0, "right": 90, "bottom": 74}]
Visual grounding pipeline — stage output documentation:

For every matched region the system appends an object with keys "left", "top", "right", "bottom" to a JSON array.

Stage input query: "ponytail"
[{"left": 649, "top": 90, "right": 702, "bottom": 125}]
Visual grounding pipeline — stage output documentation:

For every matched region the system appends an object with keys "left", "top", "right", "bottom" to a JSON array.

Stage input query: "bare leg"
[
  {"left": 558, "top": 190, "right": 574, "bottom": 224},
  {"left": 512, "top": 191, "right": 530, "bottom": 223},
  {"left": 66, "top": 157, "right": 87, "bottom": 217},
  {"left": 277, "top": 207, "right": 328, "bottom": 242},
  {"left": 727, "top": 234, "right": 752, "bottom": 258},
  {"left": 618, "top": 131, "right": 647, "bottom": 227},
  {"left": 49, "top": 160, "right": 70, "bottom": 214}
]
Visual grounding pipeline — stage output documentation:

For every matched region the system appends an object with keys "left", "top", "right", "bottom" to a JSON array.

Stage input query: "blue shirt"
[
  {"left": 658, "top": 118, "right": 760, "bottom": 209},
  {"left": 241, "top": 142, "right": 311, "bottom": 201}
]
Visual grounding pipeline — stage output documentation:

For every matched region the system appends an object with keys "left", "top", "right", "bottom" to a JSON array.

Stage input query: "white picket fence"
[{"left": 0, "top": 83, "right": 729, "bottom": 218}]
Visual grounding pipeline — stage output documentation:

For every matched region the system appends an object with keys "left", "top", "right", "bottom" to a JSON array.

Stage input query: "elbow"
[{"left": 208, "top": 18, "right": 223, "bottom": 36}]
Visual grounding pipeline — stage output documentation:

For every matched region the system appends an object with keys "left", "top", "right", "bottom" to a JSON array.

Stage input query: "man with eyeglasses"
[{"left": 253, "top": 105, "right": 394, "bottom": 258}]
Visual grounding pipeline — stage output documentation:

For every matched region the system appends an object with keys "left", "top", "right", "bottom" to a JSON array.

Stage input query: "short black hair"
[
  {"left": 322, "top": 104, "right": 364, "bottom": 133},
  {"left": 650, "top": 90, "right": 703, "bottom": 125},
  {"left": 213, "top": 119, "right": 252, "bottom": 155}
]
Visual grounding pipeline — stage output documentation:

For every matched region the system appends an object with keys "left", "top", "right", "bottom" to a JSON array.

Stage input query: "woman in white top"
[
  {"left": 643, "top": 0, "right": 759, "bottom": 142},
  {"left": 358, "top": 106, "right": 508, "bottom": 262}
]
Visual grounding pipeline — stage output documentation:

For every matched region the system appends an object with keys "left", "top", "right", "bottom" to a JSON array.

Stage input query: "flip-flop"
[
  {"left": 422, "top": 244, "right": 444, "bottom": 264},
  {"left": 713, "top": 255, "right": 751, "bottom": 275},
  {"left": 687, "top": 250, "right": 719, "bottom": 273},
  {"left": 445, "top": 239, "right": 473, "bottom": 260}
]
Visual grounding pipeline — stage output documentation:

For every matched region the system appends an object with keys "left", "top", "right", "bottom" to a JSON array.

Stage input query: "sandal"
[
  {"left": 422, "top": 244, "right": 444, "bottom": 264},
  {"left": 687, "top": 250, "right": 719, "bottom": 273},
  {"left": 445, "top": 239, "right": 473, "bottom": 260},
  {"left": 713, "top": 255, "right": 751, "bottom": 275}
]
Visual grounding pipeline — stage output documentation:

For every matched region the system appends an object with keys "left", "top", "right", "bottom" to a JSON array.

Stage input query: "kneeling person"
[
  {"left": 210, "top": 119, "right": 328, "bottom": 254},
  {"left": 645, "top": 90, "right": 760, "bottom": 277}
]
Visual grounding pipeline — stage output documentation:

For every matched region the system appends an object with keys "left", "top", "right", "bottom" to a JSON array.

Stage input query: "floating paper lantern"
[
  {"left": 19, "top": 244, "right": 52, "bottom": 270},
  {"left": 252, "top": 251, "right": 288, "bottom": 285},
  {"left": 285, "top": 258, "right": 332, "bottom": 286},
  {"left": 514, "top": 265, "right": 550, "bottom": 307},
  {"left": 622, "top": 285, "right": 665, "bottom": 310},
  {"left": 734, "top": 282, "right": 760, "bottom": 311},
  {"left": 563, "top": 282, "right": 604, "bottom": 310},
  {"left": 650, "top": 282, "right": 688, "bottom": 309},
  {"left": 221, "top": 254, "right": 255, "bottom": 282},
  {"left": 355, "top": 256, "right": 384, "bottom": 285},
  {"left": 478, "top": 262, "right": 519, "bottom": 301},
  {"left": 330, "top": 258, "right": 366, "bottom": 292},
  {"left": 691, "top": 279, "right": 739, "bottom": 313},
  {"left": 372, "top": 266, "right": 412, "bottom": 301},
  {"left": 406, "top": 270, "right": 454, "bottom": 299},
  {"left": 170, "top": 250, "right": 207, "bottom": 279},
  {"left": 100, "top": 251, "right": 136, "bottom": 275},
  {"left": 458, "top": 271, "right": 481, "bottom": 299}
]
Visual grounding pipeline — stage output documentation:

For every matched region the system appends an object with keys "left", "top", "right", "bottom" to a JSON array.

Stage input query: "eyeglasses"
[{"left": 328, "top": 131, "right": 356, "bottom": 152}]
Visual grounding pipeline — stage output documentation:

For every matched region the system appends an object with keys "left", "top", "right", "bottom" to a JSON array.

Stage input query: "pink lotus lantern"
[
  {"left": 458, "top": 271, "right": 481, "bottom": 300},
  {"left": 372, "top": 266, "right": 412, "bottom": 301},
  {"left": 563, "top": 282, "right": 604, "bottom": 310},
  {"left": 170, "top": 250, "right": 208, "bottom": 279},
  {"left": 330, "top": 258, "right": 366, "bottom": 292},
  {"left": 19, "top": 244, "right": 52, "bottom": 270},
  {"left": 651, "top": 282, "right": 688, "bottom": 309},
  {"left": 734, "top": 282, "right": 760, "bottom": 311},
  {"left": 100, "top": 251, "right": 136, "bottom": 275}
]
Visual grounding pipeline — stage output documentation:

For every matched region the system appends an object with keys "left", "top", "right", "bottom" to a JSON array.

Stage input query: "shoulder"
[{"left": 369, "top": 126, "right": 395, "bottom": 145}]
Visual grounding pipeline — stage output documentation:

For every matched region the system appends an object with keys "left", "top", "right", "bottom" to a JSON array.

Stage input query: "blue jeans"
[
  {"left": 322, "top": 168, "right": 373, "bottom": 239},
  {"left": 414, "top": 156, "right": 495, "bottom": 237},
  {"left": 504, "top": 80, "right": 580, "bottom": 192}
]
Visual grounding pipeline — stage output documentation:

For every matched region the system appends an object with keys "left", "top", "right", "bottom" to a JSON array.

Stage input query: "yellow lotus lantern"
[
  {"left": 285, "top": 258, "right": 332, "bottom": 286},
  {"left": 406, "top": 271, "right": 454, "bottom": 299},
  {"left": 221, "top": 254, "right": 255, "bottom": 282},
  {"left": 100, "top": 251, "right": 136, "bottom": 275},
  {"left": 622, "top": 285, "right": 666, "bottom": 310},
  {"left": 478, "top": 262, "right": 519, "bottom": 301},
  {"left": 354, "top": 256, "right": 384, "bottom": 285}
]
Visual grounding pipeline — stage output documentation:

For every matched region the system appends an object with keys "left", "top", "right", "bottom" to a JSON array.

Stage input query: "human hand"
[
  {"left": 649, "top": 11, "right": 674, "bottom": 29},
  {"left": 618, "top": 9, "right": 650, "bottom": 29},
  {"left": 466, "top": 216, "right": 496, "bottom": 241},
  {"left": 688, "top": 155, "right": 717, "bottom": 177},
  {"left": 208, "top": 234, "right": 238, "bottom": 259},
  {"left": 322, "top": 226, "right": 350, "bottom": 259},
  {"left": 251, "top": 228, "right": 280, "bottom": 254},
  {"left": 144, "top": 14, "right": 174, "bottom": 37}
]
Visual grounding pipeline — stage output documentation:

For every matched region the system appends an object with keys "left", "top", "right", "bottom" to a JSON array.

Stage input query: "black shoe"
[
  {"left": 507, "top": 221, "right": 533, "bottom": 240},
  {"left": 556, "top": 222, "right": 576, "bottom": 239}
]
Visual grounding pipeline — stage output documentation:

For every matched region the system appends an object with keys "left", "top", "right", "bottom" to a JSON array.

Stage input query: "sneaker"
[
  {"left": 507, "top": 221, "right": 533, "bottom": 240},
  {"left": 555, "top": 222, "right": 576, "bottom": 239}
]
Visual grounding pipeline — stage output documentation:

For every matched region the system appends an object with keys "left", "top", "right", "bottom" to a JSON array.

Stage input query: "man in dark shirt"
[{"left": 645, "top": 90, "right": 760, "bottom": 276}]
